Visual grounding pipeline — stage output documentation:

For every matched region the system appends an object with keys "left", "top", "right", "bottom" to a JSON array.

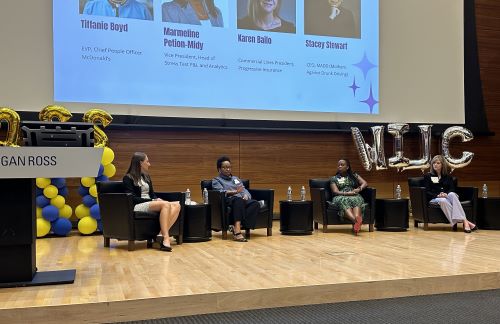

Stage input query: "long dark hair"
[
  {"left": 335, "top": 158, "right": 359, "bottom": 187},
  {"left": 176, "top": 0, "right": 219, "bottom": 18},
  {"left": 126, "top": 152, "right": 149, "bottom": 185}
]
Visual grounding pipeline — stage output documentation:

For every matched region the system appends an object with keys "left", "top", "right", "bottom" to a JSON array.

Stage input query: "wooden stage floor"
[{"left": 1, "top": 221, "right": 500, "bottom": 323}]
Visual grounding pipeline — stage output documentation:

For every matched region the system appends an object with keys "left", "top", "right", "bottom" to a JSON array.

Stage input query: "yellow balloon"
[
  {"left": 89, "top": 184, "right": 98, "bottom": 198},
  {"left": 37, "top": 218, "right": 51, "bottom": 237},
  {"left": 81, "top": 177, "right": 96, "bottom": 187},
  {"left": 50, "top": 195, "right": 66, "bottom": 209},
  {"left": 103, "top": 163, "right": 116, "bottom": 178},
  {"left": 78, "top": 216, "right": 97, "bottom": 235},
  {"left": 101, "top": 147, "right": 115, "bottom": 166},
  {"left": 75, "top": 204, "right": 90, "bottom": 219},
  {"left": 43, "top": 185, "right": 58, "bottom": 199},
  {"left": 59, "top": 204, "right": 73, "bottom": 219},
  {"left": 36, "top": 178, "right": 51, "bottom": 189},
  {"left": 83, "top": 109, "right": 113, "bottom": 147},
  {"left": 36, "top": 207, "right": 42, "bottom": 218}
]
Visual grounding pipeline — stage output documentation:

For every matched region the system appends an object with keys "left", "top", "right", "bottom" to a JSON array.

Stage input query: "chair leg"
[
  {"left": 267, "top": 227, "right": 272, "bottom": 236},
  {"left": 222, "top": 231, "right": 228, "bottom": 240},
  {"left": 177, "top": 234, "right": 183, "bottom": 245},
  {"left": 414, "top": 220, "right": 419, "bottom": 228},
  {"left": 245, "top": 229, "right": 250, "bottom": 239},
  {"left": 423, "top": 222, "right": 429, "bottom": 231},
  {"left": 322, "top": 224, "right": 328, "bottom": 233},
  {"left": 103, "top": 237, "right": 110, "bottom": 247},
  {"left": 146, "top": 240, "right": 153, "bottom": 248},
  {"left": 369, "top": 224, "right": 374, "bottom": 232},
  {"left": 128, "top": 240, "right": 135, "bottom": 251},
  {"left": 314, "top": 222, "right": 318, "bottom": 230},
  {"left": 452, "top": 224, "right": 458, "bottom": 232}
]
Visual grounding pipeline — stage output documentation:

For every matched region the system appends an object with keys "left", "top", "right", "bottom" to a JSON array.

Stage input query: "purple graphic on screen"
[
  {"left": 353, "top": 52, "right": 377, "bottom": 79},
  {"left": 360, "top": 83, "right": 378, "bottom": 113},
  {"left": 349, "top": 77, "right": 360, "bottom": 96}
]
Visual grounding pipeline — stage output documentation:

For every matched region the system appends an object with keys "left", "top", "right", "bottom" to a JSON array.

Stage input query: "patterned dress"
[{"left": 330, "top": 173, "right": 366, "bottom": 220}]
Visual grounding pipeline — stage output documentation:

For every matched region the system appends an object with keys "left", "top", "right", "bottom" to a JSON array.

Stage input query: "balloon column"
[
  {"left": 35, "top": 177, "right": 73, "bottom": 237},
  {"left": 76, "top": 109, "right": 115, "bottom": 235},
  {"left": 35, "top": 106, "right": 74, "bottom": 237}
]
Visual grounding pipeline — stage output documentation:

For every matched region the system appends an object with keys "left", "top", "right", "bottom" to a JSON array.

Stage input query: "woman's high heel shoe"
[
  {"left": 233, "top": 232, "right": 247, "bottom": 242},
  {"left": 160, "top": 242, "right": 172, "bottom": 252}
]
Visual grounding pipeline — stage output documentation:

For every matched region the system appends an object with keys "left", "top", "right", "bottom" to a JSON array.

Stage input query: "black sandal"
[{"left": 233, "top": 232, "right": 247, "bottom": 242}]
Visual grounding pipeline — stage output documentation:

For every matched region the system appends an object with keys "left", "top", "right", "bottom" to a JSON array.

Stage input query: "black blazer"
[
  {"left": 424, "top": 173, "right": 456, "bottom": 202},
  {"left": 122, "top": 174, "right": 157, "bottom": 205}
]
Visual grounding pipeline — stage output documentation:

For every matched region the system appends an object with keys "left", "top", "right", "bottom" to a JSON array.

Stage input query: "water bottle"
[
  {"left": 287, "top": 186, "right": 293, "bottom": 201},
  {"left": 482, "top": 184, "right": 488, "bottom": 198},
  {"left": 203, "top": 187, "right": 209, "bottom": 204},
  {"left": 395, "top": 184, "right": 402, "bottom": 199},
  {"left": 185, "top": 188, "right": 191, "bottom": 205},
  {"left": 300, "top": 186, "right": 306, "bottom": 201}
]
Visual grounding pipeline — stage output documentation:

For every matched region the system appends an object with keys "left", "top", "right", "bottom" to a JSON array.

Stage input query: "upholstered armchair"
[
  {"left": 309, "top": 179, "right": 376, "bottom": 232},
  {"left": 97, "top": 181, "right": 185, "bottom": 251},
  {"left": 408, "top": 177, "right": 477, "bottom": 230},
  {"left": 200, "top": 179, "right": 274, "bottom": 239}
]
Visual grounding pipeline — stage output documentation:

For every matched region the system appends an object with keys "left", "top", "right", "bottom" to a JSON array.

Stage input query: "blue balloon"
[
  {"left": 97, "top": 220, "right": 103, "bottom": 232},
  {"left": 97, "top": 164, "right": 104, "bottom": 177},
  {"left": 58, "top": 186, "right": 69, "bottom": 197},
  {"left": 51, "top": 218, "right": 72, "bottom": 236},
  {"left": 96, "top": 175, "right": 109, "bottom": 183},
  {"left": 51, "top": 178, "right": 66, "bottom": 188},
  {"left": 36, "top": 187, "right": 43, "bottom": 196},
  {"left": 78, "top": 185, "right": 89, "bottom": 197},
  {"left": 90, "top": 204, "right": 101, "bottom": 220},
  {"left": 36, "top": 195, "right": 50, "bottom": 208},
  {"left": 42, "top": 205, "right": 59, "bottom": 222},
  {"left": 82, "top": 194, "right": 97, "bottom": 207}
]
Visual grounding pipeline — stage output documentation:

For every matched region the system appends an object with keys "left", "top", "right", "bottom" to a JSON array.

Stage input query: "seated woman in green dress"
[{"left": 330, "top": 158, "right": 368, "bottom": 235}]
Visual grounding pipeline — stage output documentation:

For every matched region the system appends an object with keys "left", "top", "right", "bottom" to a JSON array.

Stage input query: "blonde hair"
[
  {"left": 430, "top": 155, "right": 448, "bottom": 176},
  {"left": 247, "top": 0, "right": 282, "bottom": 22}
]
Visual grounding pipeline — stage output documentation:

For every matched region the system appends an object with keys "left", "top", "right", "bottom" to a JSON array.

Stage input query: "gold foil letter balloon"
[
  {"left": 0, "top": 107, "right": 20, "bottom": 147},
  {"left": 39, "top": 105, "right": 72, "bottom": 122},
  {"left": 83, "top": 109, "right": 113, "bottom": 147}
]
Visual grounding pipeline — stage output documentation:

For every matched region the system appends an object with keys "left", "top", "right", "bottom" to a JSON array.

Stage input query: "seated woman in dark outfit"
[
  {"left": 211, "top": 156, "right": 260, "bottom": 242},
  {"left": 123, "top": 152, "right": 181, "bottom": 251},
  {"left": 424, "top": 155, "right": 477, "bottom": 233},
  {"left": 238, "top": 0, "right": 296, "bottom": 33},
  {"left": 330, "top": 158, "right": 368, "bottom": 235}
]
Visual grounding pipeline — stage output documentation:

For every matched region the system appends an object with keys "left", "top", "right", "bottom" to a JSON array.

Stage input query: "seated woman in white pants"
[{"left": 424, "top": 155, "right": 477, "bottom": 233}]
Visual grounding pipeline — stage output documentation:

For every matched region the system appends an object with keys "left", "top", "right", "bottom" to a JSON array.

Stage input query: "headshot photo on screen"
[
  {"left": 161, "top": 0, "right": 227, "bottom": 27},
  {"left": 80, "top": 0, "right": 153, "bottom": 20},
  {"left": 237, "top": 0, "right": 296, "bottom": 34},
  {"left": 304, "top": 0, "right": 360, "bottom": 39}
]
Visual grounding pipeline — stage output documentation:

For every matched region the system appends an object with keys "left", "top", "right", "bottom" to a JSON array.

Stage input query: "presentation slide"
[{"left": 53, "top": 0, "right": 379, "bottom": 115}]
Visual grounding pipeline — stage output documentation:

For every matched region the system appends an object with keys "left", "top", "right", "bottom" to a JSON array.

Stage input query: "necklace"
[{"left": 109, "top": 0, "right": 127, "bottom": 6}]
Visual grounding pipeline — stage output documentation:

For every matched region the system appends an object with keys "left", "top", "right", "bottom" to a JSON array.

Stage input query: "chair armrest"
[
  {"left": 455, "top": 186, "right": 477, "bottom": 201},
  {"left": 249, "top": 189, "right": 274, "bottom": 225},
  {"left": 409, "top": 186, "right": 428, "bottom": 222},
  {"left": 310, "top": 187, "right": 327, "bottom": 224},
  {"left": 98, "top": 192, "right": 135, "bottom": 239},
  {"left": 456, "top": 186, "right": 478, "bottom": 222},
  {"left": 248, "top": 189, "right": 273, "bottom": 203},
  {"left": 360, "top": 187, "right": 376, "bottom": 222},
  {"left": 208, "top": 190, "right": 227, "bottom": 231}
]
